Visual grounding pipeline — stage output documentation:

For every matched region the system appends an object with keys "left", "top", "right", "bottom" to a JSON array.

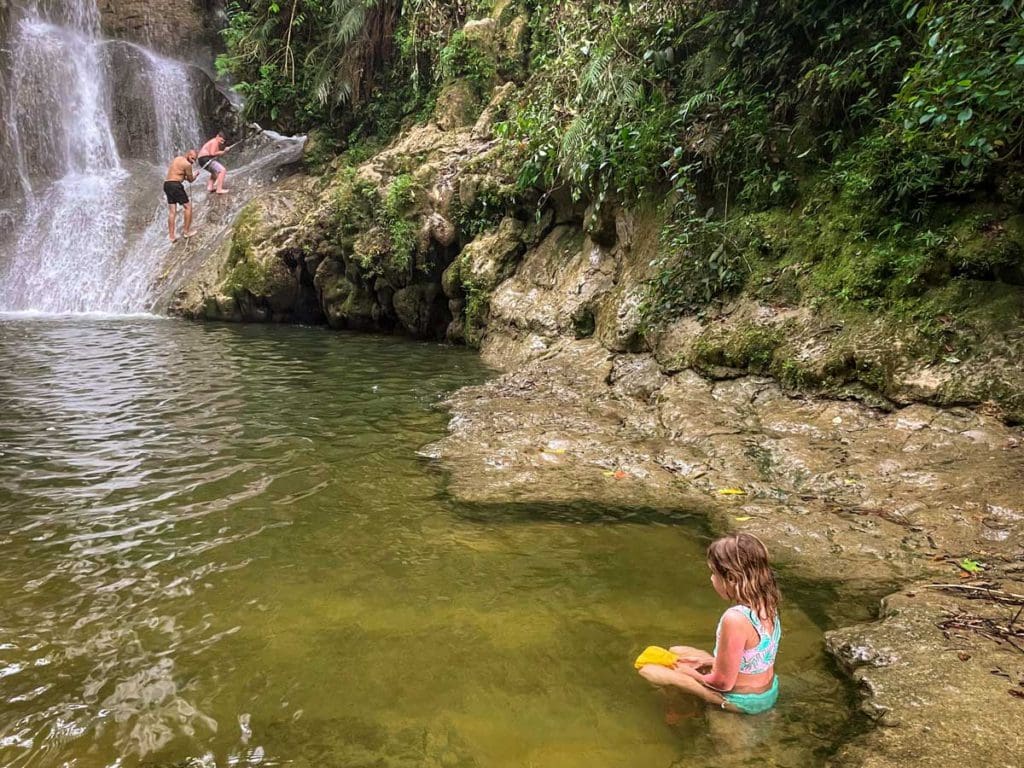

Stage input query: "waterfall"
[
  {"left": 146, "top": 50, "right": 204, "bottom": 164},
  {"left": 0, "top": 0, "right": 204, "bottom": 314}
]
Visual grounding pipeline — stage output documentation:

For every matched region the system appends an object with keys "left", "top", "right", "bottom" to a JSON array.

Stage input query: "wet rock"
[
  {"left": 97, "top": 0, "right": 216, "bottom": 61},
  {"left": 102, "top": 42, "right": 233, "bottom": 161},
  {"left": 101, "top": 41, "right": 159, "bottom": 160},
  {"left": 189, "top": 67, "right": 241, "bottom": 140},
  {"left": 393, "top": 283, "right": 449, "bottom": 339},
  {"left": 609, "top": 355, "right": 667, "bottom": 404},
  {"left": 827, "top": 589, "right": 1024, "bottom": 766},
  {"left": 460, "top": 217, "right": 526, "bottom": 292}
]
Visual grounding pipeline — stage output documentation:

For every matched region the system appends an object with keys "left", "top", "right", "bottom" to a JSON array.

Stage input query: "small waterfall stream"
[{"left": 0, "top": 0, "right": 249, "bottom": 315}]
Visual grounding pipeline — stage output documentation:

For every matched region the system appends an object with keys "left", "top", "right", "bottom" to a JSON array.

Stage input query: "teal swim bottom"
[{"left": 722, "top": 675, "right": 779, "bottom": 714}]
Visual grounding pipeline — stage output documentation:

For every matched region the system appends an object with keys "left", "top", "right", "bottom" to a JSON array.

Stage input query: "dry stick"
[
  {"left": 1009, "top": 603, "right": 1023, "bottom": 632},
  {"left": 939, "top": 613, "right": 1024, "bottom": 655},
  {"left": 923, "top": 584, "right": 1024, "bottom": 605}
]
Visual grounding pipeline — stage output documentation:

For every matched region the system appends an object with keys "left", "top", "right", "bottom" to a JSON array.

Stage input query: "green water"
[{"left": 0, "top": 318, "right": 858, "bottom": 767}]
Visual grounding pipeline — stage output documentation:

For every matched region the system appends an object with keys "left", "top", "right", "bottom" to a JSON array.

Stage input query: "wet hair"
[{"left": 706, "top": 533, "right": 781, "bottom": 621}]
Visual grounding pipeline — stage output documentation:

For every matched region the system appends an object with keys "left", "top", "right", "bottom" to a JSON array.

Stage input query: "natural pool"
[{"left": 0, "top": 318, "right": 860, "bottom": 767}]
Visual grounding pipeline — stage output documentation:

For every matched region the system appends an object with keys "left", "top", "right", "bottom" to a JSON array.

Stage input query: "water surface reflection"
[{"left": 0, "top": 319, "right": 858, "bottom": 767}]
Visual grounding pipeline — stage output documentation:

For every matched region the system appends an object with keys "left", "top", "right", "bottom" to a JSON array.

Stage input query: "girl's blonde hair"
[{"left": 707, "top": 533, "right": 780, "bottom": 621}]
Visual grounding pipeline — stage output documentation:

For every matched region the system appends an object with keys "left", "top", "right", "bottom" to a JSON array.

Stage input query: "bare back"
[{"left": 165, "top": 156, "right": 195, "bottom": 183}]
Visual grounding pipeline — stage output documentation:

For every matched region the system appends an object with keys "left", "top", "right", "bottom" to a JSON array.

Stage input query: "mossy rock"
[
  {"left": 314, "top": 258, "right": 353, "bottom": 328},
  {"left": 441, "top": 258, "right": 463, "bottom": 299},
  {"left": 459, "top": 217, "right": 526, "bottom": 292},
  {"left": 689, "top": 325, "right": 784, "bottom": 375},
  {"left": 434, "top": 80, "right": 480, "bottom": 131},
  {"left": 337, "top": 284, "right": 378, "bottom": 331},
  {"left": 393, "top": 283, "right": 450, "bottom": 339},
  {"left": 949, "top": 213, "right": 1024, "bottom": 283}
]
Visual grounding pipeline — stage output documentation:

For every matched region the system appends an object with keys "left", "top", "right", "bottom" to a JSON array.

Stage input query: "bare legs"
[
  {"left": 167, "top": 203, "right": 196, "bottom": 242},
  {"left": 183, "top": 202, "right": 195, "bottom": 237},
  {"left": 206, "top": 168, "right": 228, "bottom": 194},
  {"left": 638, "top": 664, "right": 728, "bottom": 707},
  {"left": 167, "top": 204, "right": 177, "bottom": 242}
]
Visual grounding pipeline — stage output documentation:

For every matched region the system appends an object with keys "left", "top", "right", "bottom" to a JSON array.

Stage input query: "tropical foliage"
[
  {"left": 217, "top": 0, "right": 483, "bottom": 135},
  {"left": 219, "top": 0, "right": 1024, "bottom": 324}
]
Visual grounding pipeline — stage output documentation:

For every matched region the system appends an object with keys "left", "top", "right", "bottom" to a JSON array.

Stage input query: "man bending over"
[{"left": 164, "top": 149, "right": 198, "bottom": 243}]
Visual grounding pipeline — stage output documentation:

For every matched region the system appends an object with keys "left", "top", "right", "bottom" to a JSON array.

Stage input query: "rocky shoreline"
[
  {"left": 165, "top": 6, "right": 1024, "bottom": 760},
  {"left": 425, "top": 337, "right": 1024, "bottom": 766}
]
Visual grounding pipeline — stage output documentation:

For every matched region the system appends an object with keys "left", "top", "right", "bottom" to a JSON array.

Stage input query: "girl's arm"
[{"left": 677, "top": 611, "right": 746, "bottom": 692}]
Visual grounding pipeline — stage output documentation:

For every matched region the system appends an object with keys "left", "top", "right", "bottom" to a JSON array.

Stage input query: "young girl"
[{"left": 638, "top": 533, "right": 782, "bottom": 714}]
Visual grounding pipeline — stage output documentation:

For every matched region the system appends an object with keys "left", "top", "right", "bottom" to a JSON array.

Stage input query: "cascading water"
[{"left": 0, "top": 0, "right": 204, "bottom": 314}]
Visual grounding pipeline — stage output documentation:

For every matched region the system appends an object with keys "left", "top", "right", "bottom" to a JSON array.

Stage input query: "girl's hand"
[{"left": 673, "top": 650, "right": 714, "bottom": 667}]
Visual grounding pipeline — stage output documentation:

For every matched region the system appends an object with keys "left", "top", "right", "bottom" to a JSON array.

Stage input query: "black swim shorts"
[{"left": 163, "top": 180, "right": 189, "bottom": 206}]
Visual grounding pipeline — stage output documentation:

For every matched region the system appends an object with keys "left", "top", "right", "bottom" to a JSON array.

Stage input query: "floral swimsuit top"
[{"left": 713, "top": 605, "right": 781, "bottom": 674}]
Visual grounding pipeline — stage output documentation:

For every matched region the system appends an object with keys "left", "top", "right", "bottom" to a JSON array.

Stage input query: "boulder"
[
  {"left": 460, "top": 217, "right": 526, "bottom": 291},
  {"left": 393, "top": 283, "right": 449, "bottom": 339},
  {"left": 433, "top": 81, "right": 478, "bottom": 132},
  {"left": 428, "top": 213, "right": 458, "bottom": 247}
]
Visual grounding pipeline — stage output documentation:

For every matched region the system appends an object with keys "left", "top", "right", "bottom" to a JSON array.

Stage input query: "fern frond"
[
  {"left": 581, "top": 46, "right": 614, "bottom": 94},
  {"left": 560, "top": 116, "right": 592, "bottom": 169}
]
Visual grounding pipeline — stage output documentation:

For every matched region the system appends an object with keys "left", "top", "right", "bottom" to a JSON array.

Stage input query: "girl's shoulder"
[
  {"left": 724, "top": 604, "right": 756, "bottom": 620},
  {"left": 725, "top": 605, "right": 781, "bottom": 633}
]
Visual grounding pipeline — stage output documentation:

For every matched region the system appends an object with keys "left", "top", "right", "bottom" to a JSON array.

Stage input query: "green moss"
[
  {"left": 689, "top": 325, "right": 784, "bottom": 374},
  {"left": 220, "top": 204, "right": 281, "bottom": 296},
  {"left": 353, "top": 227, "right": 390, "bottom": 274},
  {"left": 439, "top": 29, "right": 497, "bottom": 98},
  {"left": 228, "top": 203, "right": 261, "bottom": 267},
  {"left": 330, "top": 167, "right": 376, "bottom": 230},
  {"left": 330, "top": 170, "right": 426, "bottom": 278},
  {"left": 382, "top": 174, "right": 421, "bottom": 273},
  {"left": 452, "top": 247, "right": 493, "bottom": 347},
  {"left": 776, "top": 359, "right": 822, "bottom": 391},
  {"left": 222, "top": 259, "right": 278, "bottom": 297}
]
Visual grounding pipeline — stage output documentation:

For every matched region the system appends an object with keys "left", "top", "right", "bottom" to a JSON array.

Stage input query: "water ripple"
[{"left": 0, "top": 318, "right": 485, "bottom": 767}]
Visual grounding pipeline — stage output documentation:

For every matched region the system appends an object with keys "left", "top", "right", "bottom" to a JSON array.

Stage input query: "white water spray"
[{"left": 0, "top": 0, "right": 203, "bottom": 313}]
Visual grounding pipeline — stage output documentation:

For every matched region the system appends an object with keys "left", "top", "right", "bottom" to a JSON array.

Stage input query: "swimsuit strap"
[{"left": 730, "top": 605, "right": 780, "bottom": 674}]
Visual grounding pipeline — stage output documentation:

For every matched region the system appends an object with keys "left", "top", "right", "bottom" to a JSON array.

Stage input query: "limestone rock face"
[
  {"left": 393, "top": 283, "right": 448, "bottom": 338},
  {"left": 460, "top": 217, "right": 526, "bottom": 292},
  {"left": 96, "top": 0, "right": 219, "bottom": 62},
  {"left": 433, "top": 80, "right": 479, "bottom": 132},
  {"left": 826, "top": 589, "right": 1024, "bottom": 766},
  {"left": 101, "top": 41, "right": 231, "bottom": 160},
  {"left": 483, "top": 225, "right": 628, "bottom": 363}
]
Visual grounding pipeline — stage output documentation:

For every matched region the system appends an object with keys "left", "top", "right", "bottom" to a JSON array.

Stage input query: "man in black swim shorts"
[{"left": 164, "top": 149, "right": 198, "bottom": 243}]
